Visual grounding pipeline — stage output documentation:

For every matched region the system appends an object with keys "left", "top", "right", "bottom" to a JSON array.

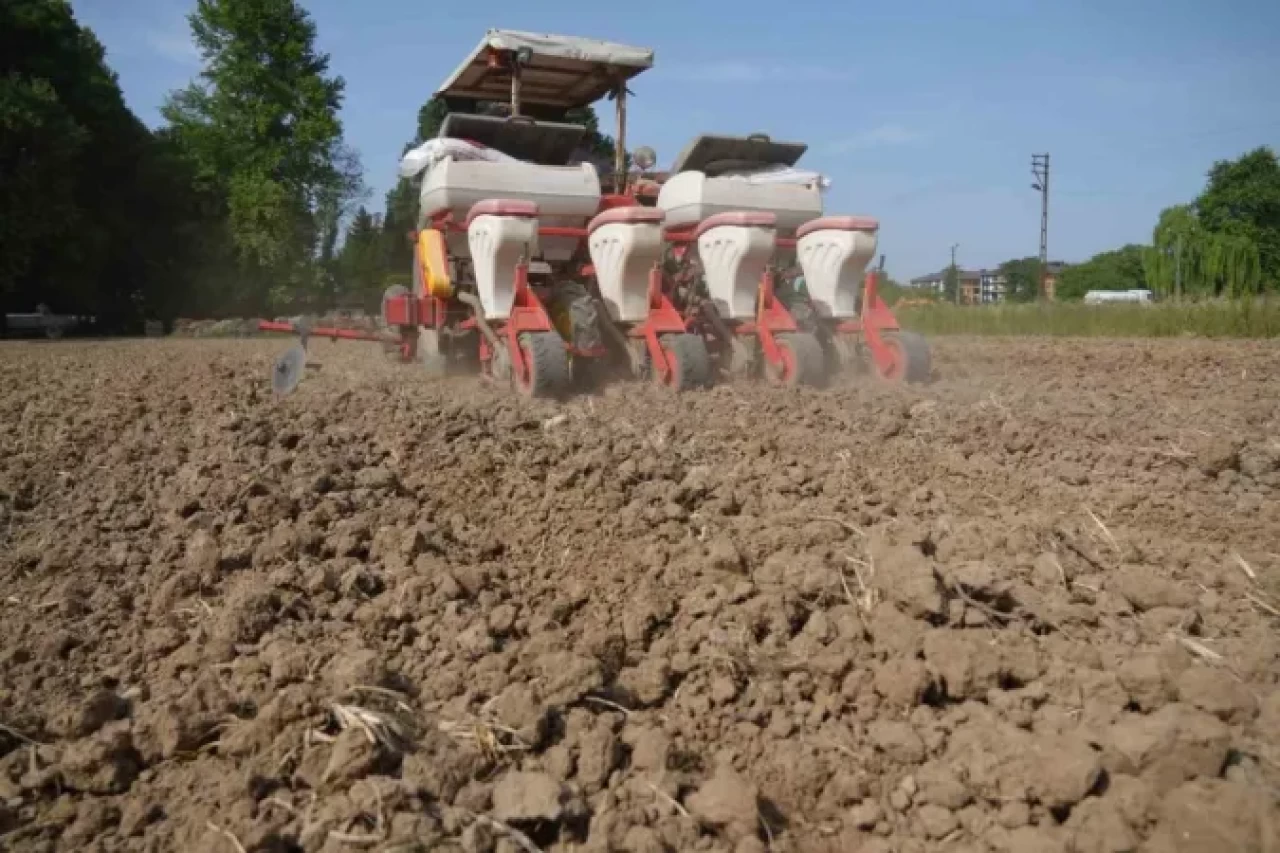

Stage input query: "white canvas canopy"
[{"left": 435, "top": 29, "right": 655, "bottom": 108}]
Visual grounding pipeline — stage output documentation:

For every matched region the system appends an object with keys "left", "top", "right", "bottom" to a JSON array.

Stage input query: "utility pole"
[
  {"left": 950, "top": 243, "right": 959, "bottom": 305},
  {"left": 1031, "top": 154, "right": 1050, "bottom": 300}
]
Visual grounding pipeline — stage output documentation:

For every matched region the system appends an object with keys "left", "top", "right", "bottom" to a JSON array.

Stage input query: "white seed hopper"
[{"left": 657, "top": 134, "right": 824, "bottom": 233}]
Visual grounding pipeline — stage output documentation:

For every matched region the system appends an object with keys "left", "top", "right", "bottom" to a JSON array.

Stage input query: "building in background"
[
  {"left": 910, "top": 261, "right": 1069, "bottom": 303},
  {"left": 1043, "top": 261, "right": 1067, "bottom": 300},
  {"left": 909, "top": 268, "right": 1005, "bottom": 304}
]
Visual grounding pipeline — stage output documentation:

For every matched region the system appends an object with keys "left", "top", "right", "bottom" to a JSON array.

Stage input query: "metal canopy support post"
[
  {"left": 614, "top": 81, "right": 627, "bottom": 193},
  {"left": 510, "top": 61, "right": 522, "bottom": 117}
]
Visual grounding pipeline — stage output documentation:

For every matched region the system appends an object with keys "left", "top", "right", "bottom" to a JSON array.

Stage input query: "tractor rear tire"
[
  {"left": 878, "top": 330, "right": 931, "bottom": 384},
  {"left": 515, "top": 332, "right": 571, "bottom": 399},
  {"left": 774, "top": 332, "right": 826, "bottom": 388},
  {"left": 655, "top": 333, "right": 712, "bottom": 391}
]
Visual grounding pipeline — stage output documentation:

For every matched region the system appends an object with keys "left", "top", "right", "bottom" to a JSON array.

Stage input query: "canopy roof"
[{"left": 435, "top": 29, "right": 655, "bottom": 109}]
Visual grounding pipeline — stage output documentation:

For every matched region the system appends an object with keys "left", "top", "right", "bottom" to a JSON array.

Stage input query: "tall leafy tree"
[
  {"left": 337, "top": 207, "right": 386, "bottom": 310},
  {"left": 1056, "top": 245, "right": 1147, "bottom": 300},
  {"left": 163, "top": 0, "right": 356, "bottom": 312},
  {"left": 313, "top": 144, "right": 368, "bottom": 309},
  {"left": 378, "top": 98, "right": 449, "bottom": 275},
  {"left": 1195, "top": 147, "right": 1280, "bottom": 288},
  {"left": 1143, "top": 204, "right": 1260, "bottom": 298},
  {"left": 997, "top": 257, "right": 1042, "bottom": 303},
  {"left": 1, "top": 0, "right": 202, "bottom": 330},
  {"left": 942, "top": 264, "right": 959, "bottom": 303}
]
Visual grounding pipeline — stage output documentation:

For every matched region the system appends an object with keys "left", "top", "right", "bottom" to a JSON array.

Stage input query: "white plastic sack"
[
  {"left": 721, "top": 164, "right": 831, "bottom": 190},
  {"left": 398, "top": 138, "right": 522, "bottom": 178}
]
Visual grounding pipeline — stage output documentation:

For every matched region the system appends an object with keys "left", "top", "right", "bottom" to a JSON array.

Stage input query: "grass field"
[{"left": 895, "top": 298, "right": 1280, "bottom": 338}]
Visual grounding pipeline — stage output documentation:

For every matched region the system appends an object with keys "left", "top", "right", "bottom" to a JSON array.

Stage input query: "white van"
[{"left": 1083, "top": 289, "right": 1153, "bottom": 305}]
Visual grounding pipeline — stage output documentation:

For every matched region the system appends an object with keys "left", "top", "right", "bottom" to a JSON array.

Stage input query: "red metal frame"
[
  {"left": 431, "top": 212, "right": 589, "bottom": 244},
  {"left": 830, "top": 270, "right": 901, "bottom": 377},
  {"left": 662, "top": 224, "right": 799, "bottom": 376},
  {"left": 257, "top": 320, "right": 397, "bottom": 345},
  {"left": 737, "top": 270, "right": 798, "bottom": 377},
  {"left": 415, "top": 217, "right": 568, "bottom": 382},
  {"left": 626, "top": 266, "right": 688, "bottom": 384},
  {"left": 504, "top": 262, "right": 556, "bottom": 388},
  {"left": 659, "top": 225, "right": 807, "bottom": 381},
  {"left": 663, "top": 226, "right": 696, "bottom": 244}
]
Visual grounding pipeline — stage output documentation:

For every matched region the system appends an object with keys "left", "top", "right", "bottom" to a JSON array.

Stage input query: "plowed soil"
[{"left": 2, "top": 336, "right": 1278, "bottom": 853}]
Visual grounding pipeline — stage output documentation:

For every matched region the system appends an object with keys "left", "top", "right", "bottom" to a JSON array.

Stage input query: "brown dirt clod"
[{"left": 1, "top": 336, "right": 1277, "bottom": 852}]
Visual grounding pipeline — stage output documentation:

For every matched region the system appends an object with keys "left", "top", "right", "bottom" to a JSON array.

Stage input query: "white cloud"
[
  {"left": 829, "top": 124, "right": 925, "bottom": 153},
  {"left": 659, "top": 60, "right": 855, "bottom": 84},
  {"left": 145, "top": 29, "right": 201, "bottom": 65}
]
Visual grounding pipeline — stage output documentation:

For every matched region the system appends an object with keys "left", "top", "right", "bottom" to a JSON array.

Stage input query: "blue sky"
[{"left": 73, "top": 0, "right": 1280, "bottom": 280}]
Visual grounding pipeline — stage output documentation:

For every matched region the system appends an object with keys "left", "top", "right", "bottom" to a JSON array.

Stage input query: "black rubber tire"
[
  {"left": 571, "top": 355, "right": 608, "bottom": 393},
  {"left": 776, "top": 332, "right": 826, "bottom": 388},
  {"left": 657, "top": 333, "right": 712, "bottom": 391},
  {"left": 515, "top": 332, "right": 571, "bottom": 398},
  {"left": 881, "top": 330, "right": 932, "bottom": 384}
]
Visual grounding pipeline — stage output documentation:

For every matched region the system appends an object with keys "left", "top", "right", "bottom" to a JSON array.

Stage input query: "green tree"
[
  {"left": 163, "top": 0, "right": 351, "bottom": 312},
  {"left": 377, "top": 97, "right": 448, "bottom": 277},
  {"left": 942, "top": 264, "right": 959, "bottom": 303},
  {"left": 1056, "top": 245, "right": 1147, "bottom": 301},
  {"left": 416, "top": 96, "right": 449, "bottom": 142},
  {"left": 997, "top": 257, "right": 1042, "bottom": 303},
  {"left": 1, "top": 0, "right": 204, "bottom": 330},
  {"left": 1142, "top": 204, "right": 1260, "bottom": 298},
  {"left": 564, "top": 104, "right": 619, "bottom": 165},
  {"left": 313, "top": 144, "right": 368, "bottom": 309},
  {"left": 337, "top": 206, "right": 386, "bottom": 310},
  {"left": 1195, "top": 146, "right": 1280, "bottom": 289}
]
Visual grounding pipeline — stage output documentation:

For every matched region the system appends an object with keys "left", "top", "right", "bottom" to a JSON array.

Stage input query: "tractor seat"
[
  {"left": 796, "top": 215, "right": 879, "bottom": 240},
  {"left": 466, "top": 199, "right": 539, "bottom": 228},
  {"left": 588, "top": 206, "right": 666, "bottom": 234},
  {"left": 692, "top": 211, "right": 778, "bottom": 240}
]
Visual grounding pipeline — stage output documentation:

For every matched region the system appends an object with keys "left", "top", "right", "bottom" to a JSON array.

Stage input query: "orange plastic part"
[{"left": 417, "top": 229, "right": 452, "bottom": 299}]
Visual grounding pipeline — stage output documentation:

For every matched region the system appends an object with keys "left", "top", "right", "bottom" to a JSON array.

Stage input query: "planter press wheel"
[
  {"left": 651, "top": 333, "right": 712, "bottom": 391},
  {"left": 767, "top": 332, "right": 826, "bottom": 388},
  {"left": 512, "top": 332, "right": 571, "bottom": 399},
  {"left": 875, "top": 330, "right": 932, "bottom": 384},
  {"left": 823, "top": 333, "right": 862, "bottom": 377}
]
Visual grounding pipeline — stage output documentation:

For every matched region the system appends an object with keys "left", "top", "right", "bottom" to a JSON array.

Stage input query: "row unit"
[{"left": 449, "top": 200, "right": 878, "bottom": 324}]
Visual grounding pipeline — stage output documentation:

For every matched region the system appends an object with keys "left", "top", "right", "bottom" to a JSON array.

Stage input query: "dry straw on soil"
[{"left": 0, "top": 336, "right": 1278, "bottom": 851}]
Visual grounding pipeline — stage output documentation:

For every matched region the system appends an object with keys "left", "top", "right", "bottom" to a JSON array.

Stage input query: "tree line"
[
  {"left": 0, "top": 0, "right": 611, "bottom": 333},
  {"left": 951, "top": 147, "right": 1280, "bottom": 304},
  {"left": 2, "top": 0, "right": 359, "bottom": 331},
  {"left": 4, "top": 1, "right": 1276, "bottom": 333}
]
